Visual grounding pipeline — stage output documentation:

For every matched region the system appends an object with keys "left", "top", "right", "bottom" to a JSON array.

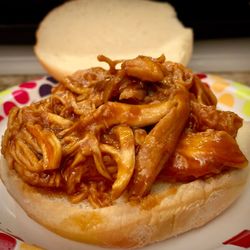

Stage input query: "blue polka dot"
[
  {"left": 46, "top": 76, "right": 58, "bottom": 84},
  {"left": 39, "top": 84, "right": 52, "bottom": 97}
]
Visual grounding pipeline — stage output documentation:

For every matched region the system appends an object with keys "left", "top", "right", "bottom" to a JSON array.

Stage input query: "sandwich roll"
[
  {"left": 0, "top": 152, "right": 249, "bottom": 248},
  {"left": 0, "top": 55, "right": 249, "bottom": 248}
]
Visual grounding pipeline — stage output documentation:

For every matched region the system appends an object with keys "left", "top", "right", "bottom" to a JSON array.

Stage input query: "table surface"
[{"left": 0, "top": 72, "right": 250, "bottom": 92}]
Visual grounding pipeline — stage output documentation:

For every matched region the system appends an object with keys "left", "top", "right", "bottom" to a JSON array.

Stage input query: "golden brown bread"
[{"left": 0, "top": 123, "right": 249, "bottom": 248}]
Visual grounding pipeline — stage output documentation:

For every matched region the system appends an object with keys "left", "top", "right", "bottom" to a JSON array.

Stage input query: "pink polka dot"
[
  {"left": 12, "top": 89, "right": 29, "bottom": 104},
  {"left": 19, "top": 82, "right": 37, "bottom": 88},
  {"left": 3, "top": 101, "right": 17, "bottom": 115}
]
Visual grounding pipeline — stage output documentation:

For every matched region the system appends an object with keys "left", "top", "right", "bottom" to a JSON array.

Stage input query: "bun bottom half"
[{"left": 0, "top": 160, "right": 248, "bottom": 249}]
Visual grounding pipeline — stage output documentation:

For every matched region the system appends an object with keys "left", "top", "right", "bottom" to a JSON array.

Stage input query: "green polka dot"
[
  {"left": 243, "top": 101, "right": 250, "bottom": 117},
  {"left": 0, "top": 89, "right": 12, "bottom": 104},
  {"left": 231, "top": 82, "right": 250, "bottom": 100}
]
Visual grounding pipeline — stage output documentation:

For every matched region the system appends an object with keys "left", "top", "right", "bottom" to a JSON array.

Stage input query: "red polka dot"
[
  {"left": 19, "top": 82, "right": 37, "bottom": 88},
  {"left": 0, "top": 232, "right": 17, "bottom": 250},
  {"left": 0, "top": 115, "right": 4, "bottom": 122},
  {"left": 196, "top": 73, "right": 207, "bottom": 79},
  {"left": 3, "top": 101, "right": 17, "bottom": 115},
  {"left": 12, "top": 89, "right": 29, "bottom": 104}
]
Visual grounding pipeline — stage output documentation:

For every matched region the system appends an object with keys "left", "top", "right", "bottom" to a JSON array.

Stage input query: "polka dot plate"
[
  {"left": 0, "top": 74, "right": 249, "bottom": 250},
  {"left": 196, "top": 73, "right": 250, "bottom": 121},
  {"left": 0, "top": 76, "right": 57, "bottom": 122}
]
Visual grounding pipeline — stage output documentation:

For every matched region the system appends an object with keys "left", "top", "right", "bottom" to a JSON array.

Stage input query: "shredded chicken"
[
  {"left": 190, "top": 101, "right": 243, "bottom": 137},
  {"left": 159, "top": 130, "right": 248, "bottom": 182},
  {"left": 1, "top": 55, "right": 247, "bottom": 207}
]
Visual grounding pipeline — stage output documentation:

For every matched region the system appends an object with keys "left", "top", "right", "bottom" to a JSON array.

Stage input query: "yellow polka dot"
[
  {"left": 211, "top": 80, "right": 230, "bottom": 93},
  {"left": 243, "top": 101, "right": 250, "bottom": 117},
  {"left": 218, "top": 93, "right": 234, "bottom": 107}
]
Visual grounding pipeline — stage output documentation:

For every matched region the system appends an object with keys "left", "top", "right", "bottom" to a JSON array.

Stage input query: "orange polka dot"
[
  {"left": 211, "top": 80, "right": 230, "bottom": 93},
  {"left": 218, "top": 93, "right": 234, "bottom": 107}
]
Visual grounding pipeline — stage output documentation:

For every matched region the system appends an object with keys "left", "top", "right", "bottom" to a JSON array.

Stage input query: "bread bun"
[
  {"left": 0, "top": 123, "right": 249, "bottom": 248},
  {"left": 34, "top": 0, "right": 193, "bottom": 82}
]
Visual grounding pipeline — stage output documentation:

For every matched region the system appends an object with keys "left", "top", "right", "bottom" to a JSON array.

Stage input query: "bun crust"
[
  {"left": 0, "top": 161, "right": 248, "bottom": 248},
  {"left": 34, "top": 0, "right": 193, "bottom": 82}
]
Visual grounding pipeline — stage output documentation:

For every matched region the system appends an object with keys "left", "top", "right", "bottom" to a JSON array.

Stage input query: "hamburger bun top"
[{"left": 34, "top": 0, "right": 193, "bottom": 81}]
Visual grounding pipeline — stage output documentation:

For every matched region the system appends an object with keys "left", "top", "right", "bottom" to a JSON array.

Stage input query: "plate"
[{"left": 0, "top": 74, "right": 249, "bottom": 250}]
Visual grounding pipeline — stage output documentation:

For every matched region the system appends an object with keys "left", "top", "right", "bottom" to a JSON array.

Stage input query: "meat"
[
  {"left": 160, "top": 130, "right": 248, "bottom": 182},
  {"left": 70, "top": 99, "right": 186, "bottom": 133},
  {"left": 130, "top": 88, "right": 190, "bottom": 198},
  {"left": 26, "top": 124, "right": 62, "bottom": 171},
  {"left": 1, "top": 54, "right": 246, "bottom": 207},
  {"left": 190, "top": 75, "right": 217, "bottom": 106},
  {"left": 100, "top": 125, "right": 135, "bottom": 199},
  {"left": 122, "top": 55, "right": 164, "bottom": 82},
  {"left": 190, "top": 101, "right": 243, "bottom": 137}
]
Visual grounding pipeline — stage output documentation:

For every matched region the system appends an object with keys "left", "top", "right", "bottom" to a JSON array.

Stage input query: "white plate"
[{"left": 0, "top": 75, "right": 249, "bottom": 250}]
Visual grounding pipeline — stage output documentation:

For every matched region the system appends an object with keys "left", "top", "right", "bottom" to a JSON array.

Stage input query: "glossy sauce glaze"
[{"left": 1, "top": 55, "right": 247, "bottom": 207}]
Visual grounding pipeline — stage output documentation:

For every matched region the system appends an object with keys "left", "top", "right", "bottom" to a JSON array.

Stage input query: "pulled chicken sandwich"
[{"left": 0, "top": 55, "right": 248, "bottom": 248}]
